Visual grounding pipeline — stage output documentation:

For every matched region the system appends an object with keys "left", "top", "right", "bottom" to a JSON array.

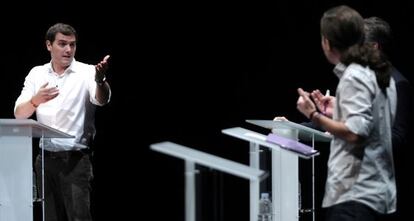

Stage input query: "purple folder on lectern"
[{"left": 266, "top": 133, "right": 319, "bottom": 157}]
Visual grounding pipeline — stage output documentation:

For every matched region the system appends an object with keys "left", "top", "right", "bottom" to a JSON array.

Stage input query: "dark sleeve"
[
  {"left": 392, "top": 80, "right": 413, "bottom": 148},
  {"left": 300, "top": 121, "right": 325, "bottom": 132}
]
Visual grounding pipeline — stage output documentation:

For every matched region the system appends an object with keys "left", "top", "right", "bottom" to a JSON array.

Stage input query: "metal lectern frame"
[
  {"left": 246, "top": 119, "right": 332, "bottom": 221},
  {"left": 222, "top": 121, "right": 331, "bottom": 221},
  {"left": 150, "top": 141, "right": 266, "bottom": 221},
  {"left": 0, "top": 119, "right": 74, "bottom": 221}
]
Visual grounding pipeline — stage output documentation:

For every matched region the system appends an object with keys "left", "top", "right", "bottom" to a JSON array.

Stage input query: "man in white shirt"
[{"left": 14, "top": 23, "right": 111, "bottom": 221}]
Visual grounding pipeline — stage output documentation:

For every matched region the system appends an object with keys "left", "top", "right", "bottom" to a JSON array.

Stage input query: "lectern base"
[{"left": 0, "top": 136, "right": 33, "bottom": 221}]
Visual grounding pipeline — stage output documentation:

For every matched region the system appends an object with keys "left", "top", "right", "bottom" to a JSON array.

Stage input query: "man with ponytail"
[{"left": 296, "top": 5, "right": 397, "bottom": 221}]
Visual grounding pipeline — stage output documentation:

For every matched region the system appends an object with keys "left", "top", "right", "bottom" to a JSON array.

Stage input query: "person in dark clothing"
[{"left": 364, "top": 16, "right": 414, "bottom": 221}]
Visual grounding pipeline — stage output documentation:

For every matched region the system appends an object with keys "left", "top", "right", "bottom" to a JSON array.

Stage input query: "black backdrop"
[{"left": 1, "top": 1, "right": 413, "bottom": 220}]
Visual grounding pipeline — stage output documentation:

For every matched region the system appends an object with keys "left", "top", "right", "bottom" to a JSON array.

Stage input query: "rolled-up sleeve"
[
  {"left": 14, "top": 70, "right": 37, "bottom": 112},
  {"left": 339, "top": 68, "right": 375, "bottom": 137}
]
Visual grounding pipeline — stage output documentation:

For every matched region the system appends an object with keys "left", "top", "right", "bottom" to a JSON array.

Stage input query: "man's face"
[{"left": 47, "top": 33, "right": 77, "bottom": 70}]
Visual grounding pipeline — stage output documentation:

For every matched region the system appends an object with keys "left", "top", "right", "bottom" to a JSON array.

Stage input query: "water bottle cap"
[{"left": 261, "top": 192, "right": 270, "bottom": 199}]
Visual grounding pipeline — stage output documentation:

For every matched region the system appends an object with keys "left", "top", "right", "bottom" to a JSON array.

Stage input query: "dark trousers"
[
  {"left": 35, "top": 150, "right": 93, "bottom": 221},
  {"left": 325, "top": 201, "right": 380, "bottom": 221}
]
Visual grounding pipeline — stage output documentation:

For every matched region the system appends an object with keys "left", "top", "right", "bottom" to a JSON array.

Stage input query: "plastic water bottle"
[{"left": 258, "top": 192, "right": 272, "bottom": 221}]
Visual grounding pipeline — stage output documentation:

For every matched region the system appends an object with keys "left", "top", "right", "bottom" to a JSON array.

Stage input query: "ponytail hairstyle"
[{"left": 321, "top": 5, "right": 391, "bottom": 94}]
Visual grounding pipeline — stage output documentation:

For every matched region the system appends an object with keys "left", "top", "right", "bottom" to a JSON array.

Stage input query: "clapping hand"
[{"left": 310, "top": 89, "right": 335, "bottom": 118}]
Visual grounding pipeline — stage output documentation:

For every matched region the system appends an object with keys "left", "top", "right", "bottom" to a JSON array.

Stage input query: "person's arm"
[
  {"left": 14, "top": 99, "right": 37, "bottom": 119},
  {"left": 310, "top": 112, "right": 359, "bottom": 142},
  {"left": 300, "top": 120, "right": 325, "bottom": 132},
  {"left": 296, "top": 88, "right": 360, "bottom": 143},
  {"left": 14, "top": 82, "right": 59, "bottom": 119},
  {"left": 94, "top": 55, "right": 111, "bottom": 105},
  {"left": 95, "top": 81, "right": 110, "bottom": 105}
]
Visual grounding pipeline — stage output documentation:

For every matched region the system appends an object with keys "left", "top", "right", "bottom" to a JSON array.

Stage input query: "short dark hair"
[
  {"left": 45, "top": 23, "right": 77, "bottom": 43},
  {"left": 364, "top": 17, "right": 392, "bottom": 55}
]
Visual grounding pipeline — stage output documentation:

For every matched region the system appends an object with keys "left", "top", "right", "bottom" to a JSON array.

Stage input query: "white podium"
[
  {"left": 222, "top": 120, "right": 331, "bottom": 221},
  {"left": 0, "top": 119, "right": 73, "bottom": 221},
  {"left": 150, "top": 141, "right": 266, "bottom": 221}
]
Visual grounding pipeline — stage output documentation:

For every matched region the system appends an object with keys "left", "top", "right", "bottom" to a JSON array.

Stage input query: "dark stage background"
[{"left": 1, "top": 1, "right": 413, "bottom": 221}]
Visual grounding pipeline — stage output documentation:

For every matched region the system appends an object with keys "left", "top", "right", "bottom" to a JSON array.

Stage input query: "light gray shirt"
[
  {"left": 322, "top": 63, "right": 397, "bottom": 214},
  {"left": 14, "top": 59, "right": 111, "bottom": 151}
]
